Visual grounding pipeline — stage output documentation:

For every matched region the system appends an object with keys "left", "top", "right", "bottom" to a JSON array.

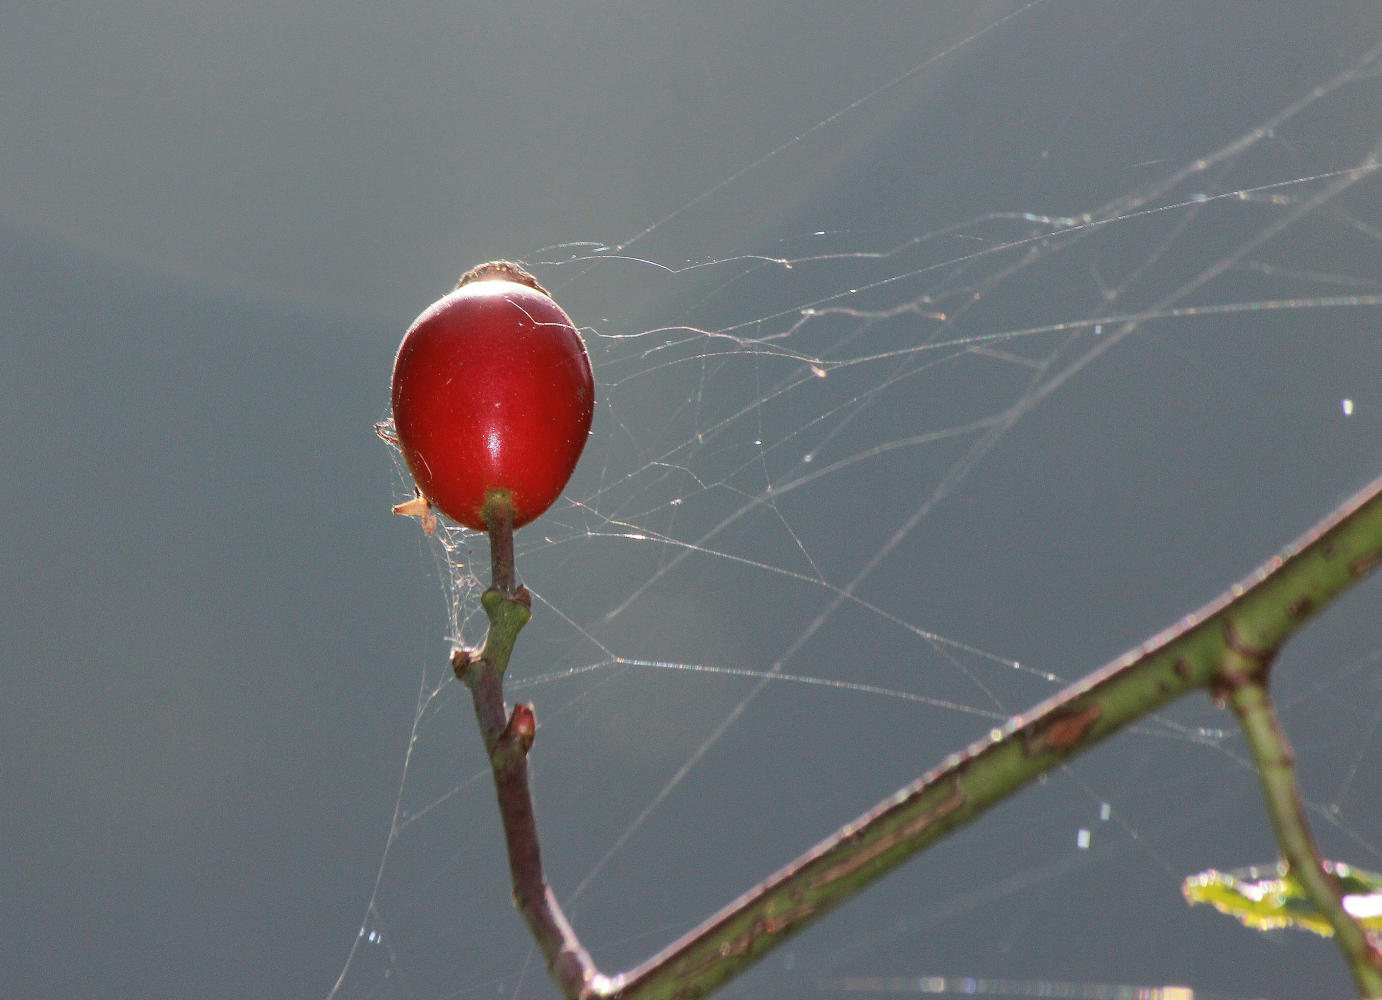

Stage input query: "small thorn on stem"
[{"left": 503, "top": 703, "right": 537, "bottom": 755}]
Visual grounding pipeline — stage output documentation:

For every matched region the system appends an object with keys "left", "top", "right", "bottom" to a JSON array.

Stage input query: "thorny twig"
[{"left": 448, "top": 473, "right": 1382, "bottom": 1000}]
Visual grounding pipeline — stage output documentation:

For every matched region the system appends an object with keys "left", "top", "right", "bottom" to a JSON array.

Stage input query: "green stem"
[
  {"left": 1225, "top": 675, "right": 1382, "bottom": 996},
  {"left": 453, "top": 496, "right": 607, "bottom": 1000},
  {"left": 485, "top": 490, "right": 518, "bottom": 595},
  {"left": 601, "top": 472, "right": 1382, "bottom": 1000}
]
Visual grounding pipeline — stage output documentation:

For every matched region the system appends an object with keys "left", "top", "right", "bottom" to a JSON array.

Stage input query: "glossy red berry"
[{"left": 391, "top": 262, "right": 594, "bottom": 532}]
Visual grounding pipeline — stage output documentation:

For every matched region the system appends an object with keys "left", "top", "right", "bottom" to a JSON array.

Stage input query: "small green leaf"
[{"left": 1183, "top": 861, "right": 1382, "bottom": 937}]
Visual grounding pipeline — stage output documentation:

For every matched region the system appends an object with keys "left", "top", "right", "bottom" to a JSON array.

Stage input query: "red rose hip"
[{"left": 391, "top": 262, "right": 594, "bottom": 532}]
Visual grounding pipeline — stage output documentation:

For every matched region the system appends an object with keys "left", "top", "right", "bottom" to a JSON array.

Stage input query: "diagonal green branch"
[
  {"left": 448, "top": 473, "right": 1382, "bottom": 1000},
  {"left": 602, "top": 472, "right": 1382, "bottom": 1000}
]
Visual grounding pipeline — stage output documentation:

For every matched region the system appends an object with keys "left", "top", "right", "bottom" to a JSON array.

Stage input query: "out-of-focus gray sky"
[
  {"left": 2, "top": 2, "right": 1000, "bottom": 323},
  {"left": 5, "top": 4, "right": 1382, "bottom": 999}
]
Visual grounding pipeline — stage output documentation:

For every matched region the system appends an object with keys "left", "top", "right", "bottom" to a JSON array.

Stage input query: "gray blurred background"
[{"left": 5, "top": 3, "right": 1382, "bottom": 999}]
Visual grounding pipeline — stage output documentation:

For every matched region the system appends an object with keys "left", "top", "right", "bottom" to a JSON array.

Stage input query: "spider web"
[{"left": 333, "top": 8, "right": 1382, "bottom": 1000}]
